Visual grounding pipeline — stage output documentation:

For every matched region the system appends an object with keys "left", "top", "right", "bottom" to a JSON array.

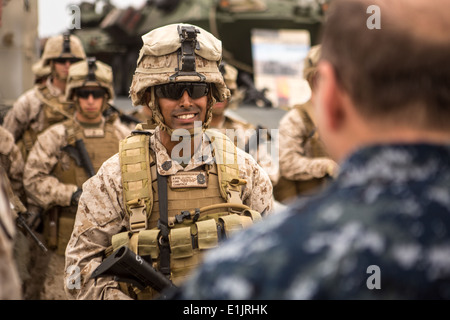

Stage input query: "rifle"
[
  {"left": 103, "top": 103, "right": 141, "bottom": 126},
  {"left": 62, "top": 138, "right": 96, "bottom": 178},
  {"left": 0, "top": 166, "right": 48, "bottom": 252},
  {"left": 51, "top": 138, "right": 94, "bottom": 249},
  {"left": 91, "top": 246, "right": 176, "bottom": 294},
  {"left": 244, "top": 124, "right": 273, "bottom": 154},
  {"left": 239, "top": 72, "right": 273, "bottom": 108},
  {"left": 75, "top": 139, "right": 96, "bottom": 178},
  {"left": 16, "top": 213, "right": 48, "bottom": 253}
]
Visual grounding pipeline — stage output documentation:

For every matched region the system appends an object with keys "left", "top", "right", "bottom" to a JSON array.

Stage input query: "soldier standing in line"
[
  {"left": 274, "top": 44, "right": 338, "bottom": 205},
  {"left": 23, "top": 58, "right": 130, "bottom": 299},
  {"left": 64, "top": 23, "right": 273, "bottom": 300},
  {"left": 0, "top": 125, "right": 30, "bottom": 299},
  {"left": 210, "top": 62, "right": 280, "bottom": 188},
  {"left": 168, "top": 0, "right": 450, "bottom": 299},
  {"left": 3, "top": 32, "right": 86, "bottom": 161}
]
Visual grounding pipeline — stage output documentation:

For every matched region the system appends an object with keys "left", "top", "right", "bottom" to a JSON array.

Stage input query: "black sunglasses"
[
  {"left": 76, "top": 88, "right": 106, "bottom": 99},
  {"left": 155, "top": 82, "right": 210, "bottom": 100},
  {"left": 53, "top": 57, "right": 81, "bottom": 64}
]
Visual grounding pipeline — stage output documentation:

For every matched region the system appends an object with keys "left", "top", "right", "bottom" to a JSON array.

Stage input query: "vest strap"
[
  {"left": 119, "top": 133, "right": 153, "bottom": 233},
  {"left": 156, "top": 171, "right": 171, "bottom": 276}
]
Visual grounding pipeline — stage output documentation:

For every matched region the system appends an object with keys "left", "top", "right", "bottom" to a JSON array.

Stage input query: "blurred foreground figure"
[
  {"left": 275, "top": 45, "right": 338, "bottom": 204},
  {"left": 168, "top": 0, "right": 450, "bottom": 299},
  {"left": 0, "top": 167, "right": 22, "bottom": 300},
  {"left": 3, "top": 33, "right": 86, "bottom": 161}
]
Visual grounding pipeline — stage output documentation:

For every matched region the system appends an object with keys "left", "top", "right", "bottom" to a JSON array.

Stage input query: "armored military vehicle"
[{"left": 74, "top": 0, "right": 327, "bottom": 97}]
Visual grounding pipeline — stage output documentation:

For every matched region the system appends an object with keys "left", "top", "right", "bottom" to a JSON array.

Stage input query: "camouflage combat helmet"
[
  {"left": 220, "top": 62, "right": 238, "bottom": 93},
  {"left": 218, "top": 61, "right": 243, "bottom": 110},
  {"left": 66, "top": 57, "right": 114, "bottom": 111},
  {"left": 303, "top": 44, "right": 321, "bottom": 88},
  {"left": 129, "top": 23, "right": 231, "bottom": 135},
  {"left": 41, "top": 32, "right": 86, "bottom": 66},
  {"left": 32, "top": 59, "right": 51, "bottom": 83}
]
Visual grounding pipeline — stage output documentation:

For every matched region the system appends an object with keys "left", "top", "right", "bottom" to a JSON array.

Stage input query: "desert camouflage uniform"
[
  {"left": 172, "top": 144, "right": 450, "bottom": 299},
  {"left": 23, "top": 118, "right": 130, "bottom": 210},
  {"left": 3, "top": 33, "right": 86, "bottom": 160},
  {"left": 211, "top": 112, "right": 279, "bottom": 185},
  {"left": 65, "top": 126, "right": 273, "bottom": 300},
  {"left": 275, "top": 45, "right": 337, "bottom": 204},
  {"left": 0, "top": 167, "right": 22, "bottom": 300},
  {"left": 3, "top": 77, "right": 71, "bottom": 143},
  {"left": 211, "top": 63, "right": 280, "bottom": 185},
  {"left": 0, "top": 125, "right": 25, "bottom": 201},
  {"left": 0, "top": 125, "right": 34, "bottom": 298},
  {"left": 22, "top": 117, "right": 129, "bottom": 300},
  {"left": 22, "top": 57, "right": 129, "bottom": 300},
  {"left": 275, "top": 100, "right": 337, "bottom": 203}
]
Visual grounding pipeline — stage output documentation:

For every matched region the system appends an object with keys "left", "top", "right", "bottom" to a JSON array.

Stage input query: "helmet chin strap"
[{"left": 148, "top": 87, "right": 216, "bottom": 138}]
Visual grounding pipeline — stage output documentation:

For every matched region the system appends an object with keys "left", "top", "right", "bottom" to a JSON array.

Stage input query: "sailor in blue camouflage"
[
  {"left": 173, "top": 144, "right": 450, "bottom": 299},
  {"left": 169, "top": 0, "right": 450, "bottom": 300}
]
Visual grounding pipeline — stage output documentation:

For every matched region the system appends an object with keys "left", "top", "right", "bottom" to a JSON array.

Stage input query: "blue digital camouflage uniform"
[{"left": 171, "top": 144, "right": 450, "bottom": 299}]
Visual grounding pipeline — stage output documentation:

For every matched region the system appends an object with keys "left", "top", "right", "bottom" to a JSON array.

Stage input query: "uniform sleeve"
[
  {"left": 0, "top": 127, "right": 25, "bottom": 201},
  {"left": 278, "top": 109, "right": 332, "bottom": 180},
  {"left": 237, "top": 148, "right": 274, "bottom": 216},
  {"left": 0, "top": 170, "right": 22, "bottom": 299},
  {"left": 23, "top": 125, "right": 77, "bottom": 209},
  {"left": 64, "top": 154, "right": 130, "bottom": 300},
  {"left": 3, "top": 88, "right": 41, "bottom": 141}
]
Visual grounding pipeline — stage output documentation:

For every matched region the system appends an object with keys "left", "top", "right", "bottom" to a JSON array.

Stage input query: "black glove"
[{"left": 71, "top": 188, "right": 83, "bottom": 206}]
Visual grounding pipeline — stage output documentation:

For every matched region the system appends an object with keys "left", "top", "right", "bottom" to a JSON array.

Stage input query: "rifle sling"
[
  {"left": 75, "top": 139, "right": 96, "bottom": 177},
  {"left": 156, "top": 170, "right": 170, "bottom": 277}
]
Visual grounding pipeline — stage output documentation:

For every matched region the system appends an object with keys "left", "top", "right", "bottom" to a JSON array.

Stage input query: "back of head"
[
  {"left": 320, "top": 0, "right": 450, "bottom": 131},
  {"left": 41, "top": 32, "right": 86, "bottom": 65}
]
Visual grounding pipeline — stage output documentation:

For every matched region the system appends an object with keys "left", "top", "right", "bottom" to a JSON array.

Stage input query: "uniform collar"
[
  {"left": 46, "top": 77, "right": 64, "bottom": 97},
  {"left": 151, "top": 126, "right": 215, "bottom": 176}
]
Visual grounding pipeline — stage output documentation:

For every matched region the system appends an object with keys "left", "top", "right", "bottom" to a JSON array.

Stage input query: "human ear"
[{"left": 316, "top": 61, "right": 346, "bottom": 132}]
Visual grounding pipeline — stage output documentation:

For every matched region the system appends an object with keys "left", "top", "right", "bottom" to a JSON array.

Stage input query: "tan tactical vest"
[
  {"left": 274, "top": 102, "right": 330, "bottom": 204},
  {"left": 17, "top": 85, "right": 74, "bottom": 160},
  {"left": 50, "top": 118, "right": 120, "bottom": 255},
  {"left": 52, "top": 118, "right": 119, "bottom": 187},
  {"left": 111, "top": 129, "right": 261, "bottom": 299}
]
